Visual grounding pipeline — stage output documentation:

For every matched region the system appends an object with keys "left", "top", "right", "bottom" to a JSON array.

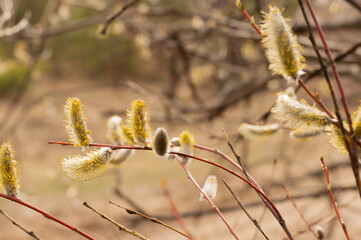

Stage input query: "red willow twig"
[
  {"left": 282, "top": 186, "right": 318, "bottom": 239},
  {"left": 175, "top": 157, "right": 240, "bottom": 240},
  {"left": 320, "top": 156, "right": 350, "bottom": 240},
  {"left": 161, "top": 178, "right": 194, "bottom": 240},
  {"left": 0, "top": 193, "right": 95, "bottom": 240},
  {"left": 49, "top": 141, "right": 294, "bottom": 239}
]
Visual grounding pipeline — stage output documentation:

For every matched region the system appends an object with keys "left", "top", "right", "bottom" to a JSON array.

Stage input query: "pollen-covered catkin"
[
  {"left": 260, "top": 6, "right": 305, "bottom": 82},
  {"left": 62, "top": 147, "right": 113, "bottom": 182},
  {"left": 272, "top": 92, "right": 332, "bottom": 129},
  {"left": 325, "top": 124, "right": 351, "bottom": 155},
  {"left": 126, "top": 99, "right": 151, "bottom": 147},
  {"left": 352, "top": 103, "right": 361, "bottom": 139},
  {"left": 0, "top": 143, "right": 20, "bottom": 197},
  {"left": 179, "top": 130, "right": 195, "bottom": 166},
  {"left": 64, "top": 97, "right": 92, "bottom": 147},
  {"left": 199, "top": 175, "right": 218, "bottom": 201},
  {"left": 153, "top": 128, "right": 169, "bottom": 157}
]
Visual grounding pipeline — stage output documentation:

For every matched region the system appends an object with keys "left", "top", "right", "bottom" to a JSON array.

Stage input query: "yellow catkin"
[
  {"left": 61, "top": 147, "right": 113, "bottom": 182},
  {"left": 179, "top": 130, "right": 195, "bottom": 166},
  {"left": 352, "top": 103, "right": 361, "bottom": 139},
  {"left": 121, "top": 125, "right": 136, "bottom": 145},
  {"left": 126, "top": 99, "right": 151, "bottom": 147},
  {"left": 0, "top": 143, "right": 20, "bottom": 197},
  {"left": 325, "top": 124, "right": 350, "bottom": 155},
  {"left": 260, "top": 6, "right": 305, "bottom": 82},
  {"left": 64, "top": 97, "right": 92, "bottom": 147}
]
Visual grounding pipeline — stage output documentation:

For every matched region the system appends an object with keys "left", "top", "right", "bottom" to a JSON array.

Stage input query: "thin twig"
[
  {"left": 83, "top": 202, "right": 150, "bottom": 240},
  {"left": 99, "top": 0, "right": 140, "bottom": 35},
  {"left": 320, "top": 156, "right": 350, "bottom": 240},
  {"left": 282, "top": 186, "right": 318, "bottom": 239},
  {"left": 0, "top": 209, "right": 42, "bottom": 240},
  {"left": 175, "top": 157, "right": 240, "bottom": 240},
  {"left": 0, "top": 194, "right": 95, "bottom": 240},
  {"left": 109, "top": 201, "right": 191, "bottom": 239},
  {"left": 223, "top": 180, "right": 269, "bottom": 240},
  {"left": 161, "top": 178, "right": 194, "bottom": 239}
]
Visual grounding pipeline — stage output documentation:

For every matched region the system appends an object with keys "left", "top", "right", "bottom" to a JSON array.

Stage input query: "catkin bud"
[
  {"left": 110, "top": 149, "right": 134, "bottom": 166},
  {"left": 62, "top": 147, "right": 113, "bottom": 182},
  {"left": 179, "top": 130, "right": 195, "bottom": 166},
  {"left": 272, "top": 93, "right": 332, "bottom": 129},
  {"left": 315, "top": 226, "right": 325, "bottom": 240},
  {"left": 0, "top": 143, "right": 20, "bottom": 197},
  {"left": 64, "top": 97, "right": 92, "bottom": 147},
  {"left": 106, "top": 115, "right": 124, "bottom": 145},
  {"left": 153, "top": 128, "right": 169, "bottom": 157},
  {"left": 260, "top": 6, "right": 305, "bottom": 82},
  {"left": 126, "top": 99, "right": 151, "bottom": 147},
  {"left": 238, "top": 123, "right": 279, "bottom": 140},
  {"left": 199, "top": 175, "right": 218, "bottom": 201}
]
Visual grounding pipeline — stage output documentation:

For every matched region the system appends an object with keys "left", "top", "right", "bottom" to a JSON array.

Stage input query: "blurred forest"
[{"left": 0, "top": 0, "right": 361, "bottom": 239}]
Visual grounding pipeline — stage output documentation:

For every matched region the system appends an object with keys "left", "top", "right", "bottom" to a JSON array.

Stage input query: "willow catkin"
[
  {"left": 153, "top": 128, "right": 169, "bottom": 157},
  {"left": 0, "top": 143, "right": 20, "bottom": 197},
  {"left": 64, "top": 97, "right": 92, "bottom": 147},
  {"left": 272, "top": 92, "right": 332, "bottom": 129},
  {"left": 199, "top": 175, "right": 218, "bottom": 201},
  {"left": 179, "top": 130, "right": 195, "bottom": 167},
  {"left": 126, "top": 99, "right": 151, "bottom": 147},
  {"left": 238, "top": 123, "right": 280, "bottom": 140},
  {"left": 62, "top": 147, "right": 113, "bottom": 182},
  {"left": 260, "top": 6, "right": 305, "bottom": 82}
]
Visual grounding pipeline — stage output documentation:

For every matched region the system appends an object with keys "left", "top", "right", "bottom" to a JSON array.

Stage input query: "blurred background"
[{"left": 0, "top": 0, "right": 360, "bottom": 239}]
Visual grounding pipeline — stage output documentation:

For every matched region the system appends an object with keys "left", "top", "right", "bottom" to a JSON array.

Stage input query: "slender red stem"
[
  {"left": 161, "top": 178, "right": 194, "bottom": 240},
  {"left": 320, "top": 156, "right": 350, "bottom": 240},
  {"left": 282, "top": 186, "right": 318, "bottom": 238},
  {"left": 176, "top": 157, "right": 240, "bottom": 240},
  {"left": 0, "top": 193, "right": 95, "bottom": 240}
]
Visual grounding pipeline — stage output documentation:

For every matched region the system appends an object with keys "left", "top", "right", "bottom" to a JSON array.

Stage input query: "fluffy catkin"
[
  {"left": 272, "top": 93, "right": 332, "bottom": 129},
  {"left": 238, "top": 123, "right": 279, "bottom": 140},
  {"left": 126, "top": 99, "right": 151, "bottom": 147},
  {"left": 199, "top": 175, "right": 218, "bottom": 201},
  {"left": 179, "top": 130, "right": 195, "bottom": 166},
  {"left": 64, "top": 97, "right": 92, "bottom": 147},
  {"left": 62, "top": 147, "right": 113, "bottom": 182},
  {"left": 260, "top": 6, "right": 305, "bottom": 82},
  {"left": 153, "top": 128, "right": 169, "bottom": 157},
  {"left": 110, "top": 149, "right": 134, "bottom": 166},
  {"left": 0, "top": 143, "right": 20, "bottom": 197},
  {"left": 106, "top": 115, "right": 124, "bottom": 145}
]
